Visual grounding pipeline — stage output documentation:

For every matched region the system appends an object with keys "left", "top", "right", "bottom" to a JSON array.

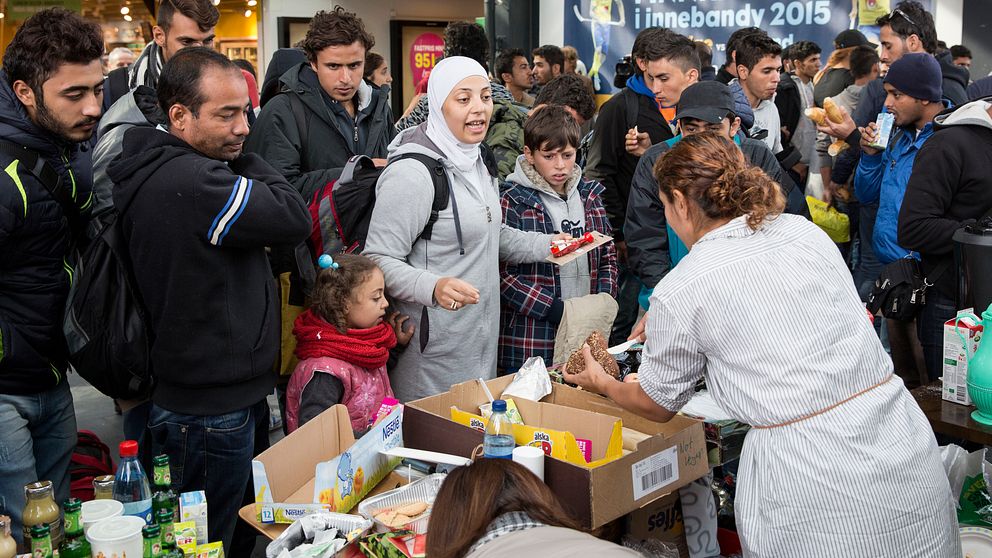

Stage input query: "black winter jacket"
[
  {"left": 244, "top": 63, "right": 395, "bottom": 201},
  {"left": 0, "top": 72, "right": 93, "bottom": 394},
  {"left": 108, "top": 127, "right": 311, "bottom": 415}
]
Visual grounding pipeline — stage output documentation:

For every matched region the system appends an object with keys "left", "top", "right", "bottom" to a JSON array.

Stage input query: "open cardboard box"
[
  {"left": 405, "top": 375, "right": 708, "bottom": 528},
  {"left": 238, "top": 405, "right": 407, "bottom": 539}
]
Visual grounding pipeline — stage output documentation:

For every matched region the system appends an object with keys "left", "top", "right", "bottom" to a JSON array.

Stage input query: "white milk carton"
[{"left": 942, "top": 310, "right": 984, "bottom": 406}]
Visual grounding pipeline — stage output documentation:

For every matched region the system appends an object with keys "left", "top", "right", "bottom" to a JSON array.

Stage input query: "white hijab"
[{"left": 425, "top": 56, "right": 490, "bottom": 174}]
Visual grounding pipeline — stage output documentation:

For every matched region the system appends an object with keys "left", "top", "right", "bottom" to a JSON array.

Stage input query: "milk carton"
[{"left": 942, "top": 310, "right": 984, "bottom": 406}]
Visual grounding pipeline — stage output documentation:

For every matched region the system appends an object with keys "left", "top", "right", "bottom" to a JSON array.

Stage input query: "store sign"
[
  {"left": 565, "top": 0, "right": 931, "bottom": 94},
  {"left": 8, "top": 0, "right": 82, "bottom": 20},
  {"left": 409, "top": 32, "right": 444, "bottom": 90}
]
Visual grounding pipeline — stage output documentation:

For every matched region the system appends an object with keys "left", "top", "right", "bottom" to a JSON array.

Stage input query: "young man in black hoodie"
[
  {"left": 899, "top": 99, "right": 992, "bottom": 381},
  {"left": 108, "top": 48, "right": 310, "bottom": 553}
]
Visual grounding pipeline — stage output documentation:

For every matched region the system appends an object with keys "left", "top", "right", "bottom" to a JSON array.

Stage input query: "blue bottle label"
[{"left": 122, "top": 499, "right": 153, "bottom": 524}]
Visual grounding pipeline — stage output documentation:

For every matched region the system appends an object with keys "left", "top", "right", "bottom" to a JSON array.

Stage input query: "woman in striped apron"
[{"left": 565, "top": 133, "right": 959, "bottom": 557}]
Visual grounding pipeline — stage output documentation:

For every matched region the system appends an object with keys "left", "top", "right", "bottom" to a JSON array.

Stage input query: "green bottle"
[
  {"left": 142, "top": 524, "right": 162, "bottom": 558},
  {"left": 155, "top": 508, "right": 176, "bottom": 549},
  {"left": 58, "top": 498, "right": 91, "bottom": 558},
  {"left": 151, "top": 455, "right": 179, "bottom": 521},
  {"left": 29, "top": 524, "right": 53, "bottom": 558}
]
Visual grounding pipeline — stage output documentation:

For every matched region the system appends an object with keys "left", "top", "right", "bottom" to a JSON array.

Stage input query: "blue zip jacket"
[{"left": 854, "top": 123, "right": 935, "bottom": 265}]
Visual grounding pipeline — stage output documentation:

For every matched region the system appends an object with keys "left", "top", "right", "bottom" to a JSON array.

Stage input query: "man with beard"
[
  {"left": 108, "top": 48, "right": 310, "bottom": 552},
  {"left": 0, "top": 7, "right": 104, "bottom": 544}
]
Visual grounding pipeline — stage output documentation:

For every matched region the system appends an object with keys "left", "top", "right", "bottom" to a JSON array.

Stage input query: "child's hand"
[{"left": 388, "top": 312, "right": 415, "bottom": 346}]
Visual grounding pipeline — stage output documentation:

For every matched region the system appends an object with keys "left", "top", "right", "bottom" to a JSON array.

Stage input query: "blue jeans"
[
  {"left": 148, "top": 399, "right": 267, "bottom": 553},
  {"left": 0, "top": 382, "right": 77, "bottom": 545},
  {"left": 919, "top": 288, "right": 958, "bottom": 383}
]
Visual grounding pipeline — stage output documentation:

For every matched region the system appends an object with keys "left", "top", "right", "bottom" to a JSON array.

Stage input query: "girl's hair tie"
[{"left": 318, "top": 254, "right": 340, "bottom": 270}]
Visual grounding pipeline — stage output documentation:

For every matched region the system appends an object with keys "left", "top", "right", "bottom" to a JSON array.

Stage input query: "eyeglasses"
[{"left": 892, "top": 9, "right": 917, "bottom": 27}]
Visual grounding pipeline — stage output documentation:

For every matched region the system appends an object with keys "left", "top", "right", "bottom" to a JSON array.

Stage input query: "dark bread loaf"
[{"left": 563, "top": 331, "right": 620, "bottom": 378}]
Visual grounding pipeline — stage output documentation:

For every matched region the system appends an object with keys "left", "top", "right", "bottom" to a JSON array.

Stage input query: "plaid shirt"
[{"left": 498, "top": 177, "right": 618, "bottom": 371}]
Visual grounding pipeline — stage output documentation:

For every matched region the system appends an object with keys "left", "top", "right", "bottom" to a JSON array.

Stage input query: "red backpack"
[{"left": 69, "top": 430, "right": 115, "bottom": 501}]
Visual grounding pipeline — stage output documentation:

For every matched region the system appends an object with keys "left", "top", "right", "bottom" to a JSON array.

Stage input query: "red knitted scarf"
[{"left": 293, "top": 309, "right": 397, "bottom": 369}]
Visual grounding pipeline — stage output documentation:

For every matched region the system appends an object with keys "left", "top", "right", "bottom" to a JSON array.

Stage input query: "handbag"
[{"left": 867, "top": 257, "right": 948, "bottom": 321}]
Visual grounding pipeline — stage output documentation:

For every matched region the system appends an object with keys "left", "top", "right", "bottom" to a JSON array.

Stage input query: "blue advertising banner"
[{"left": 564, "top": 0, "right": 931, "bottom": 94}]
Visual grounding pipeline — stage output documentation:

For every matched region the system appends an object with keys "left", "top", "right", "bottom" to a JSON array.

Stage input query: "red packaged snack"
[{"left": 551, "top": 232, "right": 595, "bottom": 258}]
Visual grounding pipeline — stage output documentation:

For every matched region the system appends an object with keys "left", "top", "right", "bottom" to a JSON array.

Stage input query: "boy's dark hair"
[
  {"left": 735, "top": 32, "right": 782, "bottom": 72},
  {"left": 789, "top": 40, "right": 822, "bottom": 63},
  {"left": 532, "top": 45, "right": 565, "bottom": 73},
  {"left": 694, "top": 40, "right": 713, "bottom": 68},
  {"left": 632, "top": 28, "right": 700, "bottom": 73},
  {"left": 495, "top": 48, "right": 526, "bottom": 84},
  {"left": 849, "top": 45, "right": 880, "bottom": 80},
  {"left": 781, "top": 44, "right": 794, "bottom": 64},
  {"left": 950, "top": 44, "right": 972, "bottom": 59},
  {"left": 311, "top": 253, "right": 380, "bottom": 332},
  {"left": 3, "top": 8, "right": 104, "bottom": 95},
  {"left": 524, "top": 104, "right": 581, "bottom": 154},
  {"left": 157, "top": 0, "right": 219, "bottom": 33},
  {"left": 363, "top": 51, "right": 384, "bottom": 80},
  {"left": 158, "top": 47, "right": 239, "bottom": 118},
  {"left": 533, "top": 74, "right": 596, "bottom": 122},
  {"left": 302, "top": 6, "right": 374, "bottom": 64},
  {"left": 876, "top": 1, "right": 937, "bottom": 54},
  {"left": 444, "top": 22, "right": 489, "bottom": 72},
  {"left": 723, "top": 27, "right": 762, "bottom": 67},
  {"left": 233, "top": 58, "right": 256, "bottom": 79}
]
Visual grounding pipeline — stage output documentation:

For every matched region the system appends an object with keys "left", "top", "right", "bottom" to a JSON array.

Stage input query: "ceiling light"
[
  {"left": 212, "top": 0, "right": 220, "bottom": 5},
  {"left": 123, "top": 14, "right": 132, "bottom": 21},
  {"left": 244, "top": 8, "right": 252, "bottom": 17},
  {"left": 0, "top": 12, "right": 5, "bottom": 19},
  {"left": 247, "top": 0, "right": 257, "bottom": 6},
  {"left": 120, "top": 6, "right": 129, "bottom": 14}
]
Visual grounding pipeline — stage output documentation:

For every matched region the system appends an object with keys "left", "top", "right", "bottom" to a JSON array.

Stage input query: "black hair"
[
  {"left": 723, "top": 27, "right": 762, "bottom": 68},
  {"left": 303, "top": 6, "right": 375, "bottom": 64},
  {"left": 735, "top": 32, "right": 782, "bottom": 72},
  {"left": 233, "top": 58, "right": 256, "bottom": 80},
  {"left": 632, "top": 28, "right": 700, "bottom": 73},
  {"left": 157, "top": 0, "right": 219, "bottom": 33},
  {"left": 875, "top": 1, "right": 937, "bottom": 54},
  {"left": 444, "top": 22, "right": 489, "bottom": 72},
  {"left": 781, "top": 44, "right": 794, "bottom": 63},
  {"left": 363, "top": 51, "right": 385, "bottom": 80},
  {"left": 495, "top": 48, "right": 527, "bottom": 84},
  {"left": 950, "top": 44, "right": 972, "bottom": 59},
  {"left": 524, "top": 104, "right": 581, "bottom": 153},
  {"left": 158, "top": 47, "right": 239, "bottom": 118},
  {"left": 789, "top": 40, "right": 822, "bottom": 62},
  {"left": 533, "top": 74, "right": 596, "bottom": 122},
  {"left": 532, "top": 45, "right": 565, "bottom": 74},
  {"left": 3, "top": 7, "right": 104, "bottom": 95},
  {"left": 694, "top": 40, "right": 713, "bottom": 68},
  {"left": 849, "top": 45, "right": 880, "bottom": 80}
]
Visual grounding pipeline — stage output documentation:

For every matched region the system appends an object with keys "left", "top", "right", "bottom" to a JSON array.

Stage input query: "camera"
[{"left": 614, "top": 55, "right": 634, "bottom": 89}]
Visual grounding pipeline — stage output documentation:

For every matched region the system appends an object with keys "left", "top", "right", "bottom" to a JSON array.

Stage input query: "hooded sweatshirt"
[
  {"left": 899, "top": 99, "right": 992, "bottom": 299},
  {"left": 108, "top": 126, "right": 311, "bottom": 415}
]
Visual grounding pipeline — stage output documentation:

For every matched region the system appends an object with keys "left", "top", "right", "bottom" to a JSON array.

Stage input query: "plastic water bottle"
[
  {"left": 113, "top": 440, "right": 152, "bottom": 524},
  {"left": 483, "top": 400, "right": 515, "bottom": 459}
]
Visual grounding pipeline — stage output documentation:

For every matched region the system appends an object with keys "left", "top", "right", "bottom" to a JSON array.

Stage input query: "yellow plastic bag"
[{"left": 807, "top": 196, "right": 850, "bottom": 243}]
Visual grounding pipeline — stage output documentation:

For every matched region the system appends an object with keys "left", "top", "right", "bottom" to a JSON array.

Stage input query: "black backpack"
[{"left": 63, "top": 200, "right": 154, "bottom": 400}]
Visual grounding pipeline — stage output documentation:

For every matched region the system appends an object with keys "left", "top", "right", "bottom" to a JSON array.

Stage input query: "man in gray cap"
[{"left": 625, "top": 81, "right": 807, "bottom": 304}]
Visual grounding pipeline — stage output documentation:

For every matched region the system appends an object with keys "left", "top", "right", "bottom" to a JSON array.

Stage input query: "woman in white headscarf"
[{"left": 365, "top": 56, "right": 561, "bottom": 401}]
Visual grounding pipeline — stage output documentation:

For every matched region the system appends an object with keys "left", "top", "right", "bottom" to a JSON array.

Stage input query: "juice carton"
[{"left": 942, "top": 311, "right": 984, "bottom": 406}]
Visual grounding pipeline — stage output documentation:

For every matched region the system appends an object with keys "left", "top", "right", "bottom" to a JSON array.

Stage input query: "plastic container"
[
  {"left": 85, "top": 515, "right": 145, "bottom": 558},
  {"left": 113, "top": 440, "right": 152, "bottom": 524},
  {"left": 955, "top": 219, "right": 992, "bottom": 316},
  {"left": 483, "top": 399, "right": 514, "bottom": 459},
  {"left": 357, "top": 473, "right": 446, "bottom": 534},
  {"left": 266, "top": 512, "right": 373, "bottom": 556},
  {"left": 81, "top": 499, "right": 124, "bottom": 535}
]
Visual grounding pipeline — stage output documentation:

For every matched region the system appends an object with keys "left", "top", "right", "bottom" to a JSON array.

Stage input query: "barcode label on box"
[{"left": 631, "top": 446, "right": 679, "bottom": 500}]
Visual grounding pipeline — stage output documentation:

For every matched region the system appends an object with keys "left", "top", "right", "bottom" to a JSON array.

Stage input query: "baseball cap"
[
  {"left": 675, "top": 81, "right": 736, "bottom": 124},
  {"left": 834, "top": 29, "right": 877, "bottom": 49}
]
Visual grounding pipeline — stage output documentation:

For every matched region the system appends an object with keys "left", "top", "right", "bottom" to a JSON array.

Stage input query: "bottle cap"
[
  {"left": 63, "top": 498, "right": 81, "bottom": 512},
  {"left": 152, "top": 454, "right": 169, "bottom": 467},
  {"left": 119, "top": 440, "right": 139, "bottom": 457},
  {"left": 30, "top": 524, "right": 49, "bottom": 538},
  {"left": 156, "top": 509, "right": 172, "bottom": 523},
  {"left": 142, "top": 524, "right": 161, "bottom": 538},
  {"left": 492, "top": 399, "right": 507, "bottom": 412}
]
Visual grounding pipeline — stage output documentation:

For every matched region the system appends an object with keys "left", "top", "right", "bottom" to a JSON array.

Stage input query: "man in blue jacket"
[
  {"left": 0, "top": 8, "right": 104, "bottom": 544},
  {"left": 854, "top": 53, "right": 945, "bottom": 387}
]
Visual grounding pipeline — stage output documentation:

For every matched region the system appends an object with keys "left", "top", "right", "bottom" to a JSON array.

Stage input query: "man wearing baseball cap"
[
  {"left": 625, "top": 81, "right": 807, "bottom": 306},
  {"left": 854, "top": 52, "right": 946, "bottom": 386}
]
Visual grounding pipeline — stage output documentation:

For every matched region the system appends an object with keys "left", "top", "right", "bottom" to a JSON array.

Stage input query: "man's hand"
[
  {"left": 628, "top": 314, "right": 647, "bottom": 342},
  {"left": 815, "top": 104, "right": 856, "bottom": 140},
  {"left": 388, "top": 312, "right": 414, "bottom": 345},
  {"left": 562, "top": 345, "right": 612, "bottom": 395},
  {"left": 625, "top": 126, "right": 651, "bottom": 157},
  {"left": 859, "top": 122, "right": 881, "bottom": 156}
]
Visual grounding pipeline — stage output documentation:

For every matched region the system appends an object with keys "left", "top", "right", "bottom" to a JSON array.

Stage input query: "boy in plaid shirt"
[{"left": 498, "top": 105, "right": 618, "bottom": 373}]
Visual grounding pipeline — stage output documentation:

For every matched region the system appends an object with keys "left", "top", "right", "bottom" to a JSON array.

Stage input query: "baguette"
[{"left": 823, "top": 97, "right": 844, "bottom": 124}]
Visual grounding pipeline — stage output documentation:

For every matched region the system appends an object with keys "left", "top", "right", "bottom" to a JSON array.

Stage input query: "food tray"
[
  {"left": 266, "top": 511, "right": 373, "bottom": 555},
  {"left": 356, "top": 473, "right": 446, "bottom": 534}
]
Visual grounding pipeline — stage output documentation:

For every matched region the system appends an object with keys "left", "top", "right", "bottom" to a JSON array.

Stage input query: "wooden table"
[{"left": 911, "top": 383, "right": 992, "bottom": 446}]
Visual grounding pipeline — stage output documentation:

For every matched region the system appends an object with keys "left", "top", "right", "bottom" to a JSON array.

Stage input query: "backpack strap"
[
  {"left": 0, "top": 139, "right": 82, "bottom": 239},
  {"left": 623, "top": 88, "right": 640, "bottom": 132},
  {"left": 284, "top": 92, "right": 309, "bottom": 170}
]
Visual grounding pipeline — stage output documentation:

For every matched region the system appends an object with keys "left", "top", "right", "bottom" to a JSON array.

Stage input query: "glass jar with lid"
[
  {"left": 0, "top": 515, "right": 16, "bottom": 558},
  {"left": 22, "top": 481, "right": 61, "bottom": 547},
  {"left": 93, "top": 475, "right": 115, "bottom": 500}
]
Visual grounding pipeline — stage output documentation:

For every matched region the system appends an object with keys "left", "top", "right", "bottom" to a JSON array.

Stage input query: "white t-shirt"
[{"left": 753, "top": 98, "right": 783, "bottom": 154}]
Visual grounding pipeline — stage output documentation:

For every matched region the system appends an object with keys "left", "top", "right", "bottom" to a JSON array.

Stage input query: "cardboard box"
[
  {"left": 241, "top": 405, "right": 407, "bottom": 539},
  {"left": 404, "top": 376, "right": 708, "bottom": 528},
  {"left": 943, "top": 313, "right": 984, "bottom": 406},
  {"left": 624, "top": 491, "right": 689, "bottom": 558}
]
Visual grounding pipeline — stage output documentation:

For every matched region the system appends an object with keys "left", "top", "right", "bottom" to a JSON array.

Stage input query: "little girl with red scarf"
[{"left": 285, "top": 253, "right": 414, "bottom": 433}]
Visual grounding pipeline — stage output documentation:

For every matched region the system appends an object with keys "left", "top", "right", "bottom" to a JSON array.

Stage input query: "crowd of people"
[{"left": 1, "top": 0, "right": 990, "bottom": 555}]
